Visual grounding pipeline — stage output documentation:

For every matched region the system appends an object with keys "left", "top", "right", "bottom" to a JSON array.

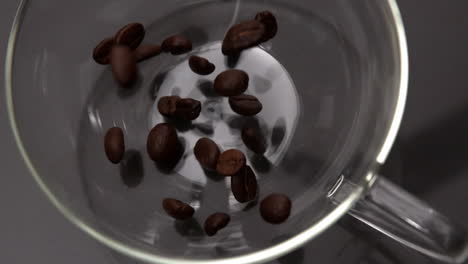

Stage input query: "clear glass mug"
[{"left": 5, "top": 0, "right": 468, "bottom": 263}]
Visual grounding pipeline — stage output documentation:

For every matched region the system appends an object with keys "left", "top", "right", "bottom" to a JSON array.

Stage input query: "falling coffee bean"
[
  {"left": 204, "top": 212, "right": 230, "bottom": 236},
  {"left": 135, "top": 44, "right": 162, "bottom": 62},
  {"left": 260, "top": 193, "right": 291, "bottom": 224},
  {"left": 93, "top": 36, "right": 115, "bottom": 65},
  {"left": 163, "top": 198, "right": 195, "bottom": 220},
  {"left": 175, "top": 98, "right": 202, "bottom": 121},
  {"left": 104, "top": 127, "right": 125, "bottom": 164},
  {"left": 229, "top": 94, "right": 263, "bottom": 116},
  {"left": 214, "top": 69, "right": 249, "bottom": 96},
  {"left": 194, "top": 138, "right": 220, "bottom": 171},
  {"left": 115, "top": 23, "right": 145, "bottom": 49},
  {"left": 231, "top": 166, "right": 258, "bottom": 203},
  {"left": 161, "top": 35, "right": 193, "bottom": 55},
  {"left": 158, "top": 96, "right": 181, "bottom": 117},
  {"left": 189, "top": 56, "right": 215, "bottom": 75},
  {"left": 242, "top": 121, "right": 267, "bottom": 154},
  {"left": 255, "top": 11, "right": 278, "bottom": 42},
  {"left": 216, "top": 149, "right": 246, "bottom": 176},
  {"left": 147, "top": 123, "right": 180, "bottom": 164},
  {"left": 222, "top": 20, "right": 266, "bottom": 56},
  {"left": 110, "top": 45, "right": 138, "bottom": 87}
]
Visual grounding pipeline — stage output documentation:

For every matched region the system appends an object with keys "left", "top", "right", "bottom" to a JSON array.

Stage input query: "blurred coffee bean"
[
  {"left": 229, "top": 94, "right": 263, "bottom": 116},
  {"left": 175, "top": 98, "right": 202, "bottom": 121},
  {"left": 110, "top": 45, "right": 137, "bottom": 87},
  {"left": 93, "top": 36, "right": 115, "bottom": 65},
  {"left": 104, "top": 127, "right": 125, "bottom": 164},
  {"left": 231, "top": 166, "right": 258, "bottom": 203},
  {"left": 216, "top": 149, "right": 246, "bottom": 176},
  {"left": 242, "top": 121, "right": 267, "bottom": 154},
  {"left": 161, "top": 35, "right": 192, "bottom": 55},
  {"left": 194, "top": 137, "right": 220, "bottom": 171},
  {"left": 135, "top": 44, "right": 162, "bottom": 62},
  {"left": 204, "top": 212, "right": 230, "bottom": 236},
  {"left": 147, "top": 123, "right": 180, "bottom": 164},
  {"left": 158, "top": 96, "right": 181, "bottom": 117},
  {"left": 222, "top": 20, "right": 265, "bottom": 56},
  {"left": 163, "top": 198, "right": 195, "bottom": 220},
  {"left": 255, "top": 11, "right": 278, "bottom": 41},
  {"left": 189, "top": 56, "right": 215, "bottom": 75},
  {"left": 260, "top": 193, "right": 291, "bottom": 224},
  {"left": 115, "top": 23, "right": 145, "bottom": 49},
  {"left": 214, "top": 69, "right": 249, "bottom": 96}
]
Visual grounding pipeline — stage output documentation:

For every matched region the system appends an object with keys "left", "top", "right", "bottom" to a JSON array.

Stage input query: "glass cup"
[{"left": 5, "top": 0, "right": 468, "bottom": 263}]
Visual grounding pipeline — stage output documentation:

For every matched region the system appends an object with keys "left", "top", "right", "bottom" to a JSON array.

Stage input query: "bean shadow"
[
  {"left": 225, "top": 53, "right": 241, "bottom": 68},
  {"left": 250, "top": 154, "right": 272, "bottom": 174},
  {"left": 252, "top": 75, "right": 273, "bottom": 94},
  {"left": 120, "top": 150, "right": 144, "bottom": 188},
  {"left": 174, "top": 218, "right": 205, "bottom": 241},
  {"left": 198, "top": 80, "right": 217, "bottom": 98},
  {"left": 271, "top": 118, "right": 286, "bottom": 152}
]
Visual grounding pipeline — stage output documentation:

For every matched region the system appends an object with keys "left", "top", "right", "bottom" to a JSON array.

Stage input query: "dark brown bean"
[
  {"left": 229, "top": 94, "right": 263, "bottom": 116},
  {"left": 216, "top": 149, "right": 246, "bottom": 176},
  {"left": 163, "top": 198, "right": 195, "bottom": 220},
  {"left": 204, "top": 213, "right": 230, "bottom": 236},
  {"left": 93, "top": 36, "right": 115, "bottom": 65},
  {"left": 115, "top": 23, "right": 145, "bottom": 49},
  {"left": 194, "top": 138, "right": 220, "bottom": 171},
  {"left": 161, "top": 35, "right": 192, "bottom": 55},
  {"left": 175, "top": 98, "right": 202, "bottom": 121},
  {"left": 104, "top": 127, "right": 125, "bottom": 164},
  {"left": 147, "top": 123, "right": 180, "bottom": 164},
  {"left": 214, "top": 70, "right": 249, "bottom": 96},
  {"left": 222, "top": 20, "right": 266, "bottom": 56},
  {"left": 135, "top": 44, "right": 162, "bottom": 62},
  {"left": 231, "top": 166, "right": 258, "bottom": 203},
  {"left": 110, "top": 45, "right": 138, "bottom": 87},
  {"left": 157, "top": 96, "right": 181, "bottom": 117},
  {"left": 242, "top": 121, "right": 267, "bottom": 154},
  {"left": 260, "top": 193, "right": 291, "bottom": 224},
  {"left": 189, "top": 56, "right": 215, "bottom": 75},
  {"left": 255, "top": 11, "right": 278, "bottom": 42}
]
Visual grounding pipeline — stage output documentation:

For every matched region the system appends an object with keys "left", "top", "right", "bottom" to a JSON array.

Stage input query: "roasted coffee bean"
[
  {"left": 260, "top": 193, "right": 291, "bottom": 224},
  {"left": 147, "top": 123, "right": 180, "bottom": 164},
  {"left": 231, "top": 166, "right": 258, "bottom": 203},
  {"left": 161, "top": 35, "right": 192, "bottom": 55},
  {"left": 189, "top": 56, "right": 215, "bottom": 75},
  {"left": 242, "top": 121, "right": 267, "bottom": 154},
  {"left": 93, "top": 36, "right": 115, "bottom": 65},
  {"left": 255, "top": 11, "right": 278, "bottom": 42},
  {"left": 110, "top": 45, "right": 138, "bottom": 87},
  {"left": 222, "top": 20, "right": 266, "bottom": 56},
  {"left": 135, "top": 44, "right": 162, "bottom": 62},
  {"left": 115, "top": 23, "right": 145, "bottom": 49},
  {"left": 175, "top": 98, "right": 202, "bottom": 121},
  {"left": 158, "top": 96, "right": 181, "bottom": 117},
  {"left": 194, "top": 138, "right": 220, "bottom": 171},
  {"left": 163, "top": 198, "right": 195, "bottom": 220},
  {"left": 229, "top": 94, "right": 263, "bottom": 116},
  {"left": 104, "top": 127, "right": 125, "bottom": 164},
  {"left": 214, "top": 70, "right": 249, "bottom": 96},
  {"left": 216, "top": 149, "right": 246, "bottom": 176},
  {"left": 204, "top": 212, "right": 230, "bottom": 236}
]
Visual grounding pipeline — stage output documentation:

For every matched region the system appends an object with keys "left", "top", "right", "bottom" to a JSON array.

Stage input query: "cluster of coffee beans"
[{"left": 100, "top": 11, "right": 291, "bottom": 237}]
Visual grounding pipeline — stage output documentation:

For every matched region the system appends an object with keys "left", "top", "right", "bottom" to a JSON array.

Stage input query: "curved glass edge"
[{"left": 4, "top": 0, "right": 408, "bottom": 263}]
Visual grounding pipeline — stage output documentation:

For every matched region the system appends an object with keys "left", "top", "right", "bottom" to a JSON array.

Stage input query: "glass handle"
[{"left": 333, "top": 176, "right": 468, "bottom": 263}]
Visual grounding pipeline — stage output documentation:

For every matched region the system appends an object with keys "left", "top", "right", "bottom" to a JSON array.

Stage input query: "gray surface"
[{"left": 2, "top": 0, "right": 468, "bottom": 263}]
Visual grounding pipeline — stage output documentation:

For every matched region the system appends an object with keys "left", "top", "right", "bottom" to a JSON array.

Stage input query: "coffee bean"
[
  {"left": 204, "top": 212, "right": 230, "bottom": 236},
  {"left": 135, "top": 44, "right": 162, "bottom": 62},
  {"left": 222, "top": 20, "right": 266, "bottom": 56},
  {"left": 175, "top": 98, "right": 202, "bottom": 121},
  {"left": 214, "top": 70, "right": 249, "bottom": 96},
  {"left": 158, "top": 96, "right": 181, "bottom": 117},
  {"left": 194, "top": 138, "right": 220, "bottom": 171},
  {"left": 216, "top": 149, "right": 246, "bottom": 176},
  {"left": 163, "top": 198, "right": 195, "bottom": 220},
  {"left": 231, "top": 166, "right": 258, "bottom": 203},
  {"left": 242, "top": 121, "right": 267, "bottom": 154},
  {"left": 93, "top": 36, "right": 115, "bottom": 65},
  {"left": 255, "top": 11, "right": 278, "bottom": 42},
  {"left": 260, "top": 193, "right": 291, "bottom": 224},
  {"left": 229, "top": 94, "right": 263, "bottom": 116},
  {"left": 115, "top": 23, "right": 145, "bottom": 49},
  {"left": 147, "top": 123, "right": 180, "bottom": 164},
  {"left": 104, "top": 127, "right": 125, "bottom": 164},
  {"left": 189, "top": 56, "right": 215, "bottom": 75},
  {"left": 161, "top": 35, "right": 192, "bottom": 55},
  {"left": 110, "top": 45, "right": 137, "bottom": 87}
]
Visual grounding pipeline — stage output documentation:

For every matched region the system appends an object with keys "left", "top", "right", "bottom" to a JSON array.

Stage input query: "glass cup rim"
[{"left": 4, "top": 0, "right": 409, "bottom": 263}]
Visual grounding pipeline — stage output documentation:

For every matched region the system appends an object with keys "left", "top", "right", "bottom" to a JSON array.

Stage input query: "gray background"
[{"left": 2, "top": 0, "right": 468, "bottom": 263}]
